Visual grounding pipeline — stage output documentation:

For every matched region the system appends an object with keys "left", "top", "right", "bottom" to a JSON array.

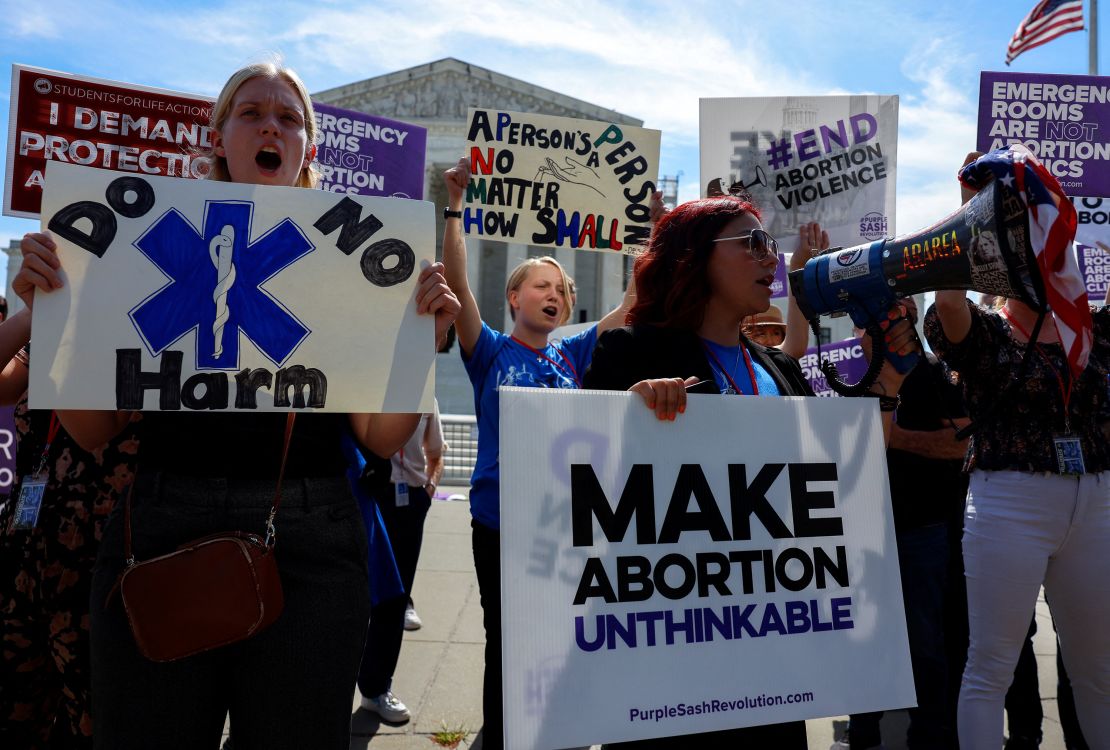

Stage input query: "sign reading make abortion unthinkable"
[
  {"left": 499, "top": 388, "right": 914, "bottom": 749},
  {"left": 4, "top": 64, "right": 428, "bottom": 218},
  {"left": 699, "top": 95, "right": 899, "bottom": 255},
  {"left": 463, "top": 108, "right": 661, "bottom": 252},
  {"left": 978, "top": 71, "right": 1110, "bottom": 198},
  {"left": 30, "top": 162, "right": 435, "bottom": 413}
]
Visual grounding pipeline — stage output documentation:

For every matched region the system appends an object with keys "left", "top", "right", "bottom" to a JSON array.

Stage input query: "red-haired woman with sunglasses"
[{"left": 583, "top": 195, "right": 915, "bottom": 748}]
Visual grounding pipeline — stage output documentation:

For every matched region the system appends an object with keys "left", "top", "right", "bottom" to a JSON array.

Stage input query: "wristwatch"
[{"left": 443, "top": 207, "right": 462, "bottom": 220}]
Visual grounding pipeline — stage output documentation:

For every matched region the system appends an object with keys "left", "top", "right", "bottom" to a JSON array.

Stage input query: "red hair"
[{"left": 627, "top": 196, "right": 762, "bottom": 329}]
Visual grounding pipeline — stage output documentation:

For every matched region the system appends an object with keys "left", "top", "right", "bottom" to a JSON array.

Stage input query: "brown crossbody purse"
[{"left": 111, "top": 414, "right": 295, "bottom": 662}]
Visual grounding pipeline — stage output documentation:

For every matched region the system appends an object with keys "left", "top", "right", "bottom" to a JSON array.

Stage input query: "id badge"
[
  {"left": 11, "top": 476, "right": 47, "bottom": 530},
  {"left": 395, "top": 481, "right": 409, "bottom": 508},
  {"left": 1053, "top": 435, "right": 1086, "bottom": 475}
]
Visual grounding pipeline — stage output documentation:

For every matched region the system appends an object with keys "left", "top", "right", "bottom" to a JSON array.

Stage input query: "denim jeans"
[{"left": 959, "top": 470, "right": 1110, "bottom": 749}]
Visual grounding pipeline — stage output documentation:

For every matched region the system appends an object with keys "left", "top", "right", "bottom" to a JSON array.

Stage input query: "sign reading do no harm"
[{"left": 31, "top": 162, "right": 435, "bottom": 413}]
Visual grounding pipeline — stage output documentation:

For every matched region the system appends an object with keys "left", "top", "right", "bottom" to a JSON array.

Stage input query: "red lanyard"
[
  {"left": 1001, "top": 309, "right": 1073, "bottom": 421},
  {"left": 33, "top": 412, "right": 61, "bottom": 477},
  {"left": 701, "top": 341, "right": 759, "bottom": 396},
  {"left": 510, "top": 335, "right": 581, "bottom": 387}
]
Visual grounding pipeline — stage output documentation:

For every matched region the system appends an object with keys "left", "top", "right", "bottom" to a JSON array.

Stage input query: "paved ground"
[{"left": 260, "top": 491, "right": 1070, "bottom": 750}]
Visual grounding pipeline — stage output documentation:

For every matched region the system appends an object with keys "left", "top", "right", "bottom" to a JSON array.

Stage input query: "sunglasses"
[{"left": 712, "top": 229, "right": 779, "bottom": 261}]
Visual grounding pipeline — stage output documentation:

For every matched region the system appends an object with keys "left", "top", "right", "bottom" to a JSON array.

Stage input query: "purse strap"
[
  {"left": 264, "top": 413, "right": 297, "bottom": 547},
  {"left": 124, "top": 413, "right": 297, "bottom": 566}
]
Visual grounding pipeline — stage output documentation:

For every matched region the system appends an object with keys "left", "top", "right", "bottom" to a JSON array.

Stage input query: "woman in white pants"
[{"left": 926, "top": 287, "right": 1110, "bottom": 749}]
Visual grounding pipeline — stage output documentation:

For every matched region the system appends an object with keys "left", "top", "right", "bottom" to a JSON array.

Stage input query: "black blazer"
[{"left": 583, "top": 323, "right": 814, "bottom": 398}]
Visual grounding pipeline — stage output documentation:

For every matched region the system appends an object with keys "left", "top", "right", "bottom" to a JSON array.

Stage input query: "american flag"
[
  {"left": 1006, "top": 0, "right": 1085, "bottom": 64},
  {"left": 960, "top": 146, "right": 1093, "bottom": 380}
]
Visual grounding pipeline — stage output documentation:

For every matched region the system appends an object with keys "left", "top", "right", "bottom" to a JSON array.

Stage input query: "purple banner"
[
  {"left": 1077, "top": 243, "right": 1110, "bottom": 299},
  {"left": 797, "top": 337, "right": 870, "bottom": 397},
  {"left": 978, "top": 71, "right": 1110, "bottom": 198},
  {"left": 0, "top": 406, "right": 15, "bottom": 497},
  {"left": 771, "top": 257, "right": 789, "bottom": 298},
  {"left": 313, "top": 102, "right": 427, "bottom": 200}
]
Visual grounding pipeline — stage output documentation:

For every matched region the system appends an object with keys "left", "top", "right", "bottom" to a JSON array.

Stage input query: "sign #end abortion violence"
[{"left": 699, "top": 94, "right": 899, "bottom": 255}]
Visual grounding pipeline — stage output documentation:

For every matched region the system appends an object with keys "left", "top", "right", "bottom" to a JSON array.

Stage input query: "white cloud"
[
  {"left": 893, "top": 39, "right": 979, "bottom": 234},
  {"left": 5, "top": 4, "right": 61, "bottom": 38}
]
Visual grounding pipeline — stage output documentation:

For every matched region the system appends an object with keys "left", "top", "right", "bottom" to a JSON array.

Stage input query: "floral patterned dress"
[{"left": 0, "top": 384, "right": 140, "bottom": 749}]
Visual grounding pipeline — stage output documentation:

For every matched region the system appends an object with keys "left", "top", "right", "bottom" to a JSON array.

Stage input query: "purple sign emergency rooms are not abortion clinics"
[
  {"left": 312, "top": 102, "right": 427, "bottom": 200},
  {"left": 977, "top": 71, "right": 1110, "bottom": 198}
]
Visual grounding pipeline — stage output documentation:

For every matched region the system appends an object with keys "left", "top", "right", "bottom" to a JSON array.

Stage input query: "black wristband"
[
  {"left": 862, "top": 390, "right": 900, "bottom": 412},
  {"left": 443, "top": 207, "right": 462, "bottom": 220}
]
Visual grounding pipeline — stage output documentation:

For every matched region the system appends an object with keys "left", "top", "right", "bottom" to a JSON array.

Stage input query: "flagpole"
[{"left": 1092, "top": 0, "right": 1099, "bottom": 74}]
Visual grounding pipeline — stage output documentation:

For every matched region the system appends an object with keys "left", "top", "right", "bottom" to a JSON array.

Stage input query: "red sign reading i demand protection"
[{"left": 4, "top": 64, "right": 213, "bottom": 218}]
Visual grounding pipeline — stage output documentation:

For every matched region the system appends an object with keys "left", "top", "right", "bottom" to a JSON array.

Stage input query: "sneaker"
[
  {"left": 404, "top": 603, "right": 423, "bottom": 631},
  {"left": 361, "top": 691, "right": 411, "bottom": 723}
]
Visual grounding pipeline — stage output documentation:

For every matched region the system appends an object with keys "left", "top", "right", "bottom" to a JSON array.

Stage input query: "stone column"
[{"left": 599, "top": 253, "right": 624, "bottom": 318}]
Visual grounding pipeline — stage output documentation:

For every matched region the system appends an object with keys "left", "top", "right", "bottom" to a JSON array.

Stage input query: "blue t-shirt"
[
  {"left": 701, "top": 338, "right": 781, "bottom": 397},
  {"left": 463, "top": 322, "right": 598, "bottom": 529}
]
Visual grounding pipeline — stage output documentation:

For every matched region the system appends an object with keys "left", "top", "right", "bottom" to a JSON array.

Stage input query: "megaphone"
[
  {"left": 789, "top": 175, "right": 1047, "bottom": 394},
  {"left": 707, "top": 166, "right": 768, "bottom": 197}
]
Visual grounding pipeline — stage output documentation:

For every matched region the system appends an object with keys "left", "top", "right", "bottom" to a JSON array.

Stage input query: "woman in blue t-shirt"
[{"left": 441, "top": 156, "right": 650, "bottom": 749}]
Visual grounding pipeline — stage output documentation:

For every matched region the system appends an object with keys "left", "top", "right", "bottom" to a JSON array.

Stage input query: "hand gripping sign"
[{"left": 30, "top": 162, "right": 435, "bottom": 413}]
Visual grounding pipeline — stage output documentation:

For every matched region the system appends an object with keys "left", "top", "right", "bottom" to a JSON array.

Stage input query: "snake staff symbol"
[
  {"left": 209, "top": 224, "right": 237, "bottom": 359},
  {"left": 535, "top": 156, "right": 606, "bottom": 197},
  {"left": 129, "top": 200, "right": 314, "bottom": 370}
]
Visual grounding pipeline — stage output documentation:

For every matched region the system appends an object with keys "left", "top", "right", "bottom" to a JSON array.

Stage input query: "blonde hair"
[
  {"left": 206, "top": 61, "right": 318, "bottom": 188},
  {"left": 505, "top": 256, "right": 573, "bottom": 326}
]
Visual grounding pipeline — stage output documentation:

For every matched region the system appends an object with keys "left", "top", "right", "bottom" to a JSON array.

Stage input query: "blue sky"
[{"left": 0, "top": 0, "right": 1103, "bottom": 285}]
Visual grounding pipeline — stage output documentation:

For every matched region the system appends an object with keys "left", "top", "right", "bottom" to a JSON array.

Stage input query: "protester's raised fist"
[{"left": 443, "top": 157, "right": 470, "bottom": 205}]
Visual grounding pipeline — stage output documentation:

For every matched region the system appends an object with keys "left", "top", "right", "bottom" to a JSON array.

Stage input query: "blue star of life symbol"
[{"left": 129, "top": 200, "right": 315, "bottom": 370}]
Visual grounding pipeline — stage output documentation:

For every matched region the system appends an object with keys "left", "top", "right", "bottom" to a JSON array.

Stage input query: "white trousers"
[{"left": 958, "top": 470, "right": 1110, "bottom": 749}]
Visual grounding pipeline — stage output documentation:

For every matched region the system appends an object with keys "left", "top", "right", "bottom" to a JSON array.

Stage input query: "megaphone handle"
[
  {"left": 820, "top": 321, "right": 888, "bottom": 397},
  {"left": 884, "top": 327, "right": 923, "bottom": 374}
]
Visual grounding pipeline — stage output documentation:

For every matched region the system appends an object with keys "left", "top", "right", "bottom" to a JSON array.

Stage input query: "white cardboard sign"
[
  {"left": 464, "top": 108, "right": 660, "bottom": 252},
  {"left": 31, "top": 162, "right": 435, "bottom": 412},
  {"left": 700, "top": 95, "right": 899, "bottom": 254},
  {"left": 500, "top": 388, "right": 914, "bottom": 749}
]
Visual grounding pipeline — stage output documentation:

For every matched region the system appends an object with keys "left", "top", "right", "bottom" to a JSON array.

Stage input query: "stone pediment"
[{"left": 313, "top": 57, "right": 641, "bottom": 126}]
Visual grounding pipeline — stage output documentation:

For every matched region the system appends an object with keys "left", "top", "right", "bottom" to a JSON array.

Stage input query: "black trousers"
[
  {"left": 472, "top": 519, "right": 503, "bottom": 750},
  {"left": 90, "top": 473, "right": 370, "bottom": 750},
  {"left": 357, "top": 483, "right": 431, "bottom": 697}
]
